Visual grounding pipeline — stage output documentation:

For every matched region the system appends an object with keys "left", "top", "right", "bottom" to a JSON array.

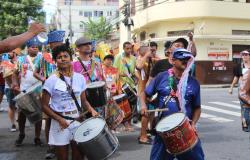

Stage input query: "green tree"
[
  {"left": 82, "top": 17, "right": 112, "bottom": 40},
  {"left": 0, "top": 0, "right": 45, "bottom": 40}
]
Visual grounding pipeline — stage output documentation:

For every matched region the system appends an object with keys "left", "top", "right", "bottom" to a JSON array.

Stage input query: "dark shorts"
[
  {"left": 5, "top": 88, "right": 16, "bottom": 106},
  {"left": 0, "top": 85, "right": 5, "bottom": 95}
]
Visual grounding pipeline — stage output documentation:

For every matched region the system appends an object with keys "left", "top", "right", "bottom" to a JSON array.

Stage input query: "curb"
[{"left": 200, "top": 84, "right": 231, "bottom": 89}]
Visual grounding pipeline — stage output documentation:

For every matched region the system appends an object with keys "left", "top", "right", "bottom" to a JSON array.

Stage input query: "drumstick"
[
  {"left": 146, "top": 108, "right": 168, "bottom": 113},
  {"left": 69, "top": 110, "right": 89, "bottom": 124}
]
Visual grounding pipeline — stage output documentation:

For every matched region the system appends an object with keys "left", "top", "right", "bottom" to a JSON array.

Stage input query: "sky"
[{"left": 43, "top": 0, "right": 57, "bottom": 23}]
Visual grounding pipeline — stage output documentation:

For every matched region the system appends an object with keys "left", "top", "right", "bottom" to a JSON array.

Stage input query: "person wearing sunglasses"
[
  {"left": 237, "top": 50, "right": 250, "bottom": 132},
  {"left": 141, "top": 48, "right": 205, "bottom": 160},
  {"left": 229, "top": 50, "right": 250, "bottom": 94}
]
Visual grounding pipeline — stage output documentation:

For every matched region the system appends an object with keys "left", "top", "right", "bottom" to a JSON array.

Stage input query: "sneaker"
[
  {"left": 0, "top": 108, "right": 4, "bottom": 112},
  {"left": 10, "top": 124, "right": 17, "bottom": 132},
  {"left": 15, "top": 134, "right": 25, "bottom": 146},
  {"left": 34, "top": 138, "right": 44, "bottom": 146},
  {"left": 45, "top": 148, "right": 56, "bottom": 159}
]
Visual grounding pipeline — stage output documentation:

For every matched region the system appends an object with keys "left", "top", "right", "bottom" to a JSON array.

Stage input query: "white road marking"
[
  {"left": 208, "top": 102, "right": 240, "bottom": 109},
  {"left": 201, "top": 113, "right": 234, "bottom": 123},
  {"left": 202, "top": 105, "right": 240, "bottom": 117},
  {"left": 232, "top": 101, "right": 240, "bottom": 104}
]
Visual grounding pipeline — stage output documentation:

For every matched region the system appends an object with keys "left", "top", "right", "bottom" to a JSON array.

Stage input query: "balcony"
[{"left": 131, "top": 0, "right": 250, "bottom": 30}]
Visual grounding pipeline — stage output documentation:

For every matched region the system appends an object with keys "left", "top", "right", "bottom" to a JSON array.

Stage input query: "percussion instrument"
[
  {"left": 86, "top": 81, "right": 107, "bottom": 108},
  {"left": 74, "top": 117, "right": 119, "bottom": 160},
  {"left": 122, "top": 83, "right": 137, "bottom": 105},
  {"left": 113, "top": 94, "right": 132, "bottom": 123},
  {"left": 106, "top": 101, "right": 124, "bottom": 130},
  {"left": 14, "top": 82, "right": 42, "bottom": 124},
  {"left": 156, "top": 112, "right": 198, "bottom": 155}
]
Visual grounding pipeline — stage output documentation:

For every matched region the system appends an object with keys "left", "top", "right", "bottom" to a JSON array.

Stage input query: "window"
[
  {"left": 84, "top": 11, "right": 92, "bottom": 17},
  {"left": 79, "top": 24, "right": 84, "bottom": 29},
  {"left": 99, "top": 11, "right": 103, "bottom": 17},
  {"left": 232, "top": 30, "right": 250, "bottom": 35},
  {"left": 140, "top": 31, "right": 146, "bottom": 41},
  {"left": 79, "top": 11, "right": 83, "bottom": 16},
  {"left": 107, "top": 11, "right": 112, "bottom": 16},
  {"left": 64, "top": 0, "right": 72, "bottom": 5},
  {"left": 94, "top": 11, "right": 98, "bottom": 17},
  {"left": 167, "top": 30, "right": 193, "bottom": 37},
  {"left": 149, "top": 33, "right": 156, "bottom": 38}
]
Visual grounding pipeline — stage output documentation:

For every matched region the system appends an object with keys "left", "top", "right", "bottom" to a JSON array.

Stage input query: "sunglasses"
[{"left": 241, "top": 53, "right": 250, "bottom": 56}]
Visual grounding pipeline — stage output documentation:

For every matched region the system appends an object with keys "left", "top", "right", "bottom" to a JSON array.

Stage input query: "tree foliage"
[
  {"left": 82, "top": 17, "right": 112, "bottom": 40},
  {"left": 0, "top": 0, "right": 45, "bottom": 39}
]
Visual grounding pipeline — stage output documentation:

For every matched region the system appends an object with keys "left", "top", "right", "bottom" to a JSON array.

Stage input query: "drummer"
[
  {"left": 72, "top": 37, "right": 105, "bottom": 117},
  {"left": 113, "top": 41, "right": 136, "bottom": 132},
  {"left": 140, "top": 48, "right": 205, "bottom": 160},
  {"left": 12, "top": 37, "right": 43, "bottom": 146},
  {"left": 42, "top": 44, "right": 98, "bottom": 160},
  {"left": 33, "top": 30, "right": 65, "bottom": 159}
]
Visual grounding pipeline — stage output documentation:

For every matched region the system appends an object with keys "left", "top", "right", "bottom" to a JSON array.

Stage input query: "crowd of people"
[{"left": 1, "top": 22, "right": 248, "bottom": 160}]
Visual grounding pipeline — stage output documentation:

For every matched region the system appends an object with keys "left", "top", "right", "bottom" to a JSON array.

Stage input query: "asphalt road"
[{"left": 0, "top": 88, "right": 249, "bottom": 160}]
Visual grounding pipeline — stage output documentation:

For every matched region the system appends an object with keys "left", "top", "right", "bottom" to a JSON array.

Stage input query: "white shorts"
[{"left": 49, "top": 113, "right": 81, "bottom": 146}]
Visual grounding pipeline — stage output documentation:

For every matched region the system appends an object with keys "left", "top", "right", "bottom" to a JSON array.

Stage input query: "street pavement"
[{"left": 0, "top": 88, "right": 249, "bottom": 160}]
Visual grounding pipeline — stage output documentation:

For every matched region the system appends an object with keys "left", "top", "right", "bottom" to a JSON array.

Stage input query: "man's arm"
[
  {"left": 191, "top": 107, "right": 201, "bottom": 126},
  {"left": 0, "top": 23, "right": 45, "bottom": 54}
]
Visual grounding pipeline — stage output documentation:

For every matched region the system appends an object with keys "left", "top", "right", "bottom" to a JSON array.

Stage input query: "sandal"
[{"left": 138, "top": 138, "right": 153, "bottom": 145}]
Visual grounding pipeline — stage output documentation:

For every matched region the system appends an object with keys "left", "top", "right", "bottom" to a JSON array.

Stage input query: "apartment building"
[
  {"left": 120, "top": 0, "right": 250, "bottom": 84},
  {"left": 54, "top": 0, "right": 119, "bottom": 43}
]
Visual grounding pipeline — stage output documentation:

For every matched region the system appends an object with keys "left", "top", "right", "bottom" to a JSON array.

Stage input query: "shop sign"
[
  {"left": 208, "top": 47, "right": 229, "bottom": 60},
  {"left": 212, "top": 61, "right": 227, "bottom": 71}
]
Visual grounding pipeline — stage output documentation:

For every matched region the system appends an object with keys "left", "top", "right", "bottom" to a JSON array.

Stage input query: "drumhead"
[
  {"left": 156, "top": 112, "right": 185, "bottom": 132},
  {"left": 26, "top": 82, "right": 42, "bottom": 94},
  {"left": 113, "top": 94, "right": 126, "bottom": 101},
  {"left": 74, "top": 117, "right": 106, "bottom": 143},
  {"left": 87, "top": 81, "right": 105, "bottom": 89}
]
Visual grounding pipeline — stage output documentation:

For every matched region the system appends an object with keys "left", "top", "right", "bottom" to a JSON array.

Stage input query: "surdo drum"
[
  {"left": 14, "top": 82, "right": 42, "bottom": 124},
  {"left": 156, "top": 112, "right": 198, "bottom": 155},
  {"left": 74, "top": 117, "right": 119, "bottom": 160},
  {"left": 85, "top": 81, "right": 107, "bottom": 108}
]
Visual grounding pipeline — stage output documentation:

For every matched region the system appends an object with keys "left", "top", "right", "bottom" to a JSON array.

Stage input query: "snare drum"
[
  {"left": 86, "top": 81, "right": 107, "bottom": 108},
  {"left": 113, "top": 94, "right": 132, "bottom": 123},
  {"left": 74, "top": 117, "right": 119, "bottom": 160},
  {"left": 14, "top": 82, "right": 42, "bottom": 124},
  {"left": 122, "top": 83, "right": 137, "bottom": 105},
  {"left": 156, "top": 112, "right": 198, "bottom": 155}
]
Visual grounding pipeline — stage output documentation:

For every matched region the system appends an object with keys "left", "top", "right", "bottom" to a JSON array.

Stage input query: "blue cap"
[
  {"left": 172, "top": 48, "right": 192, "bottom": 59},
  {"left": 47, "top": 30, "right": 65, "bottom": 43},
  {"left": 25, "top": 36, "right": 42, "bottom": 47}
]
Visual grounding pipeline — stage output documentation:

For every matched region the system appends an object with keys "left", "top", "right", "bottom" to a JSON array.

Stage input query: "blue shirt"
[{"left": 145, "top": 71, "right": 201, "bottom": 119}]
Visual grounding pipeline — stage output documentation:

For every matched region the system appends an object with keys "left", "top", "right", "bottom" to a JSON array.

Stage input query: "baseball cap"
[
  {"left": 172, "top": 48, "right": 192, "bottom": 60},
  {"left": 75, "top": 37, "right": 92, "bottom": 47}
]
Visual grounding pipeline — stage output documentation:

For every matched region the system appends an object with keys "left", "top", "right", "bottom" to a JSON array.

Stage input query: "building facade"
[
  {"left": 54, "top": 0, "right": 119, "bottom": 43},
  {"left": 120, "top": 0, "right": 250, "bottom": 84}
]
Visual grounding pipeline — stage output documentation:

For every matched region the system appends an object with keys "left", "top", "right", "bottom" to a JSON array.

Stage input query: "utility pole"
[
  {"left": 127, "top": 0, "right": 131, "bottom": 42},
  {"left": 122, "top": 0, "right": 133, "bottom": 41},
  {"left": 69, "top": 0, "right": 73, "bottom": 44}
]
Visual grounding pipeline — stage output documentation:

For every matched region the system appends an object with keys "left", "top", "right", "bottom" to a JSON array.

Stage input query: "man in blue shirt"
[{"left": 140, "top": 48, "right": 205, "bottom": 160}]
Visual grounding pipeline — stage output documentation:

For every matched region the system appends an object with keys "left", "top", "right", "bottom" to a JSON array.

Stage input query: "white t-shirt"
[{"left": 43, "top": 72, "right": 87, "bottom": 112}]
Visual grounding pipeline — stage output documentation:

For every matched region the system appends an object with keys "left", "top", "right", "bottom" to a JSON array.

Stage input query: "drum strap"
[
  {"left": 59, "top": 73, "right": 83, "bottom": 113},
  {"left": 77, "top": 57, "right": 93, "bottom": 82}
]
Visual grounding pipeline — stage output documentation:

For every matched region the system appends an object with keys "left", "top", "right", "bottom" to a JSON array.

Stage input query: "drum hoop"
[
  {"left": 167, "top": 138, "right": 198, "bottom": 156},
  {"left": 156, "top": 112, "right": 186, "bottom": 133},
  {"left": 74, "top": 117, "right": 106, "bottom": 143},
  {"left": 87, "top": 81, "right": 105, "bottom": 88}
]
